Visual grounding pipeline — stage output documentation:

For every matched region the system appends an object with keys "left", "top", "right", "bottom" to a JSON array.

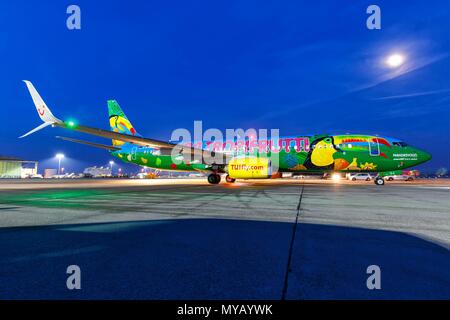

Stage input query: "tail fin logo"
[
  {"left": 107, "top": 100, "right": 141, "bottom": 147},
  {"left": 38, "top": 105, "right": 45, "bottom": 116},
  {"left": 110, "top": 115, "right": 136, "bottom": 136}
]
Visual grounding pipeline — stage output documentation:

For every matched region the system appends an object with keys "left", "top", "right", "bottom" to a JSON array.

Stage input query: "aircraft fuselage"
[{"left": 111, "top": 134, "right": 431, "bottom": 174}]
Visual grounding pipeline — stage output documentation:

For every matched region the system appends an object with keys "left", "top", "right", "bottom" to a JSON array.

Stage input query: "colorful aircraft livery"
[
  {"left": 20, "top": 81, "right": 432, "bottom": 185},
  {"left": 108, "top": 100, "right": 139, "bottom": 147}
]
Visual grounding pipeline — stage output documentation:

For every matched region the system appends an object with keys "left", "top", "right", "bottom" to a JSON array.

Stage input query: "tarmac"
[{"left": 0, "top": 178, "right": 449, "bottom": 299}]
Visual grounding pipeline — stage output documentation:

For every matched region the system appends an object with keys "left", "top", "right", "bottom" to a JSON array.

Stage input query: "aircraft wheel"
[
  {"left": 374, "top": 177, "right": 385, "bottom": 185},
  {"left": 225, "top": 175, "right": 236, "bottom": 183},
  {"left": 207, "top": 173, "right": 221, "bottom": 184}
]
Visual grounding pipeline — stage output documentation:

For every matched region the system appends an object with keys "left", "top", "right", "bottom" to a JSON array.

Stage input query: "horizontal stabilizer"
[{"left": 55, "top": 136, "right": 120, "bottom": 151}]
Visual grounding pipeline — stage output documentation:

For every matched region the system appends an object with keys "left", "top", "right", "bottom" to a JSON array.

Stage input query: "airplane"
[{"left": 20, "top": 81, "right": 432, "bottom": 185}]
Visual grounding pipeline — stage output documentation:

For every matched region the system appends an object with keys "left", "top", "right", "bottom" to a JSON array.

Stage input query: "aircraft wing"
[
  {"left": 55, "top": 122, "right": 176, "bottom": 149},
  {"left": 55, "top": 122, "right": 219, "bottom": 161},
  {"left": 20, "top": 80, "right": 223, "bottom": 163}
]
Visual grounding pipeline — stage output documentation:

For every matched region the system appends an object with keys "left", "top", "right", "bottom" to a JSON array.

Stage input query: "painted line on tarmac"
[
  {"left": 405, "top": 186, "right": 450, "bottom": 190},
  {"left": 281, "top": 182, "right": 305, "bottom": 300}
]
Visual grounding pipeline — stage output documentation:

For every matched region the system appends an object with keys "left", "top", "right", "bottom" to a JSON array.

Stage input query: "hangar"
[{"left": 0, "top": 156, "right": 38, "bottom": 178}]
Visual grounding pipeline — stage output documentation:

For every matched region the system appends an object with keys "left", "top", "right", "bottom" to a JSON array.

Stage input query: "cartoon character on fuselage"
[{"left": 303, "top": 136, "right": 343, "bottom": 170}]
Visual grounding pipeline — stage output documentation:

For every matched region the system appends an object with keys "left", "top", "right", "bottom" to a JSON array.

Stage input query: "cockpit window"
[{"left": 393, "top": 141, "right": 408, "bottom": 147}]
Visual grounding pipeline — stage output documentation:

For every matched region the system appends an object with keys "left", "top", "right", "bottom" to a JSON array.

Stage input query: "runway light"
[
  {"left": 386, "top": 54, "right": 405, "bottom": 68},
  {"left": 332, "top": 173, "right": 341, "bottom": 182}
]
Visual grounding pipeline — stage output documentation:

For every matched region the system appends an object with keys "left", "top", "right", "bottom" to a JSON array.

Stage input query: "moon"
[{"left": 386, "top": 54, "right": 405, "bottom": 68}]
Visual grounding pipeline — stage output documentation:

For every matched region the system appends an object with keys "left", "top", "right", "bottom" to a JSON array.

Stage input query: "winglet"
[
  {"left": 22, "top": 80, "right": 62, "bottom": 124},
  {"left": 20, "top": 80, "right": 62, "bottom": 138}
]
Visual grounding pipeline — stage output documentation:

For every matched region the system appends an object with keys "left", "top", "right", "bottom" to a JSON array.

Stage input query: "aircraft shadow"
[{"left": 0, "top": 219, "right": 448, "bottom": 299}]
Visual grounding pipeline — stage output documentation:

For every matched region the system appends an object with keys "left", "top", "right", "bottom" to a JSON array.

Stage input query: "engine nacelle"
[{"left": 227, "top": 157, "right": 275, "bottom": 179}]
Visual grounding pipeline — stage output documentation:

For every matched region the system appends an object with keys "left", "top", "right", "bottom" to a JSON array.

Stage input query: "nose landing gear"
[{"left": 374, "top": 176, "right": 385, "bottom": 185}]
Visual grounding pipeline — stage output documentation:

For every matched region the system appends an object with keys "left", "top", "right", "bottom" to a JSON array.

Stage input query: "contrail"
[{"left": 373, "top": 88, "right": 450, "bottom": 100}]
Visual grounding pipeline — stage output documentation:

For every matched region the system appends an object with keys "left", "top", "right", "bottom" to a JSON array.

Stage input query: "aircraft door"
[
  {"left": 131, "top": 146, "right": 138, "bottom": 160},
  {"left": 368, "top": 140, "right": 380, "bottom": 156}
]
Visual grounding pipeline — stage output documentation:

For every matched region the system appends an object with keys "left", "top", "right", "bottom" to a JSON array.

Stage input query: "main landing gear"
[
  {"left": 207, "top": 173, "right": 221, "bottom": 184},
  {"left": 207, "top": 174, "right": 236, "bottom": 184},
  {"left": 374, "top": 176, "right": 385, "bottom": 185}
]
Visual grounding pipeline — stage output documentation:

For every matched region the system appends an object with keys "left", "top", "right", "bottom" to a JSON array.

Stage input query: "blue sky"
[{"left": 1, "top": 0, "right": 449, "bottom": 173}]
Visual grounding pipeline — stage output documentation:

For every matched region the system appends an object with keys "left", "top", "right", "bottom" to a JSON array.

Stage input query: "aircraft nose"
[{"left": 418, "top": 149, "right": 432, "bottom": 163}]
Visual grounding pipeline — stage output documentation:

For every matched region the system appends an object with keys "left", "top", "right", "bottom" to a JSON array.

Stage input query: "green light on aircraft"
[{"left": 66, "top": 120, "right": 77, "bottom": 128}]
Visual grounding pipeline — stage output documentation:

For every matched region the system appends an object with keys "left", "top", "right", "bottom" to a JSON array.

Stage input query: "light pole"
[
  {"left": 109, "top": 161, "right": 114, "bottom": 176},
  {"left": 56, "top": 153, "right": 65, "bottom": 175}
]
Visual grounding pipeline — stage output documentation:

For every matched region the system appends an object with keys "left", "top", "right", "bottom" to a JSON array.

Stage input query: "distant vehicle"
[
  {"left": 385, "top": 175, "right": 414, "bottom": 181},
  {"left": 348, "top": 173, "right": 374, "bottom": 181},
  {"left": 26, "top": 173, "right": 43, "bottom": 179},
  {"left": 188, "top": 173, "right": 204, "bottom": 178},
  {"left": 293, "top": 174, "right": 324, "bottom": 179},
  {"left": 50, "top": 173, "right": 76, "bottom": 179}
]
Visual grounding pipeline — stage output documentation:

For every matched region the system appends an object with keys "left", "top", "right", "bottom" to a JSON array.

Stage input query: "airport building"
[
  {"left": 83, "top": 166, "right": 112, "bottom": 177},
  {"left": 0, "top": 156, "right": 38, "bottom": 178}
]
